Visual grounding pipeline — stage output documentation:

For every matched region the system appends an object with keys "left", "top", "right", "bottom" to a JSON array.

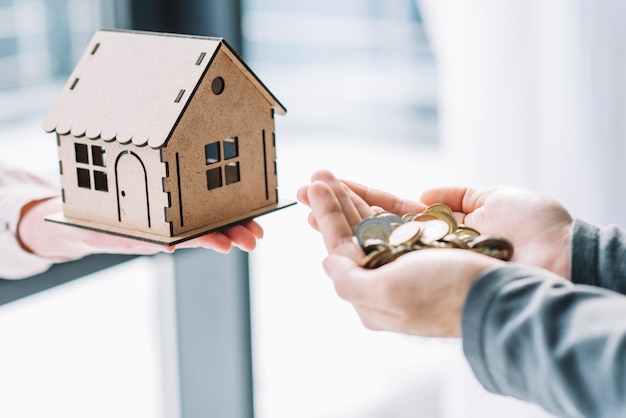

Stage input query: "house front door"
[{"left": 115, "top": 151, "right": 151, "bottom": 228}]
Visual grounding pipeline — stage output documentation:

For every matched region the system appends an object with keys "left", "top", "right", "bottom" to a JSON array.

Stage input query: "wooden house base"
[{"left": 45, "top": 199, "right": 296, "bottom": 246}]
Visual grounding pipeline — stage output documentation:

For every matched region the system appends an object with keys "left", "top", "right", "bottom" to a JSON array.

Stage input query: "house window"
[
  {"left": 207, "top": 167, "right": 222, "bottom": 190},
  {"left": 77, "top": 168, "right": 91, "bottom": 189},
  {"left": 205, "top": 142, "right": 220, "bottom": 164},
  {"left": 92, "top": 145, "right": 106, "bottom": 167},
  {"left": 75, "top": 143, "right": 89, "bottom": 164},
  {"left": 74, "top": 142, "right": 108, "bottom": 192},
  {"left": 93, "top": 170, "right": 108, "bottom": 191},
  {"left": 204, "top": 137, "right": 241, "bottom": 190},
  {"left": 225, "top": 162, "right": 240, "bottom": 185},
  {"left": 224, "top": 137, "right": 238, "bottom": 159}
]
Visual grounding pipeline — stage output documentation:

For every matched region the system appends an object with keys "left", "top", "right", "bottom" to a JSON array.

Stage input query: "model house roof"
[{"left": 42, "top": 29, "right": 286, "bottom": 149}]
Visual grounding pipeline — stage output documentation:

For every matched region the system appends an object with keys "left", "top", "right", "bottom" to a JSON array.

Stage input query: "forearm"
[
  {"left": 463, "top": 264, "right": 626, "bottom": 417},
  {"left": 0, "top": 169, "right": 60, "bottom": 279}
]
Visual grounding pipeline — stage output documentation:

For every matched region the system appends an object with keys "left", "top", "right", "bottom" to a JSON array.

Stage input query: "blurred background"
[{"left": 1, "top": 0, "right": 625, "bottom": 417}]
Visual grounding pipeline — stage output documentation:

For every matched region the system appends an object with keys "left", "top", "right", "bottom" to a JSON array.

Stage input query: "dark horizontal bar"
[{"left": 0, "top": 254, "right": 140, "bottom": 305}]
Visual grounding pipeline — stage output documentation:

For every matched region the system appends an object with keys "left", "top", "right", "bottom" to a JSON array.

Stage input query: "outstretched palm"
[
  {"left": 419, "top": 186, "right": 573, "bottom": 278},
  {"left": 298, "top": 169, "right": 504, "bottom": 338},
  {"left": 344, "top": 181, "right": 574, "bottom": 279}
]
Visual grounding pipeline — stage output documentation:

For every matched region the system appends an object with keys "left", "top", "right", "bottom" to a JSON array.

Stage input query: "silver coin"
[{"left": 355, "top": 217, "right": 395, "bottom": 248}]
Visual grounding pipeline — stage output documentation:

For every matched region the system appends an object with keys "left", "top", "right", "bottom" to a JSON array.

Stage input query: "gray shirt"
[{"left": 462, "top": 219, "right": 626, "bottom": 418}]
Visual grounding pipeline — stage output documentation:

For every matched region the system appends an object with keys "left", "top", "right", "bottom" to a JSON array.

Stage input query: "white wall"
[{"left": 417, "top": 0, "right": 626, "bottom": 226}]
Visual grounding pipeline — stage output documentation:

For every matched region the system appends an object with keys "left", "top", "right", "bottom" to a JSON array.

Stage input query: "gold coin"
[
  {"left": 424, "top": 203, "right": 454, "bottom": 217},
  {"left": 454, "top": 233, "right": 479, "bottom": 244},
  {"left": 470, "top": 247, "right": 512, "bottom": 261},
  {"left": 413, "top": 211, "right": 458, "bottom": 234},
  {"left": 441, "top": 234, "right": 470, "bottom": 249},
  {"left": 412, "top": 212, "right": 439, "bottom": 222},
  {"left": 456, "top": 224, "right": 481, "bottom": 237},
  {"left": 381, "top": 245, "right": 414, "bottom": 265},
  {"left": 470, "top": 235, "right": 513, "bottom": 251},
  {"left": 420, "top": 219, "right": 453, "bottom": 242},
  {"left": 388, "top": 221, "right": 423, "bottom": 247},
  {"left": 411, "top": 241, "right": 432, "bottom": 250},
  {"left": 429, "top": 240, "right": 453, "bottom": 248},
  {"left": 353, "top": 206, "right": 515, "bottom": 267},
  {"left": 469, "top": 235, "right": 514, "bottom": 261},
  {"left": 374, "top": 211, "right": 405, "bottom": 225},
  {"left": 359, "top": 247, "right": 393, "bottom": 269}
]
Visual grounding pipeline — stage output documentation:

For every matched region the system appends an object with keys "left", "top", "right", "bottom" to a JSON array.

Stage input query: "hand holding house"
[{"left": 42, "top": 29, "right": 294, "bottom": 245}]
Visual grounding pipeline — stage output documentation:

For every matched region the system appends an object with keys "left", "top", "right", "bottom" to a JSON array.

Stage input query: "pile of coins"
[{"left": 355, "top": 203, "right": 513, "bottom": 269}]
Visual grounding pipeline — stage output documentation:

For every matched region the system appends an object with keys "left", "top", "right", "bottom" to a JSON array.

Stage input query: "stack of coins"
[{"left": 355, "top": 203, "right": 513, "bottom": 269}]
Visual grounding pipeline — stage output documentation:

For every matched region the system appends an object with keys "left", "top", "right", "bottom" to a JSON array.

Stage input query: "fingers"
[
  {"left": 175, "top": 232, "right": 233, "bottom": 253},
  {"left": 307, "top": 211, "right": 319, "bottom": 231},
  {"left": 420, "top": 186, "right": 466, "bottom": 210},
  {"left": 241, "top": 220, "right": 264, "bottom": 239},
  {"left": 344, "top": 186, "right": 377, "bottom": 219},
  {"left": 340, "top": 178, "right": 426, "bottom": 215},
  {"left": 224, "top": 223, "right": 259, "bottom": 251},
  {"left": 302, "top": 170, "right": 425, "bottom": 229},
  {"left": 300, "top": 171, "right": 377, "bottom": 226},
  {"left": 420, "top": 186, "right": 487, "bottom": 214},
  {"left": 310, "top": 170, "right": 364, "bottom": 231},
  {"left": 178, "top": 219, "right": 263, "bottom": 252},
  {"left": 307, "top": 181, "right": 363, "bottom": 261},
  {"left": 296, "top": 185, "right": 311, "bottom": 207}
]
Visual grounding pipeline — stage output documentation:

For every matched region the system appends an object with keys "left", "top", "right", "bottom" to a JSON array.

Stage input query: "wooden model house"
[{"left": 42, "top": 29, "right": 292, "bottom": 245}]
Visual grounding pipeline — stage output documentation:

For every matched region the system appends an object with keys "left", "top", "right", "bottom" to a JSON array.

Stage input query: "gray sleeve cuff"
[
  {"left": 570, "top": 218, "right": 599, "bottom": 286},
  {"left": 571, "top": 218, "right": 626, "bottom": 293}
]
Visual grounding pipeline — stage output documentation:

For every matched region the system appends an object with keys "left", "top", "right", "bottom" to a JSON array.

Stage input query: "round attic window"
[{"left": 211, "top": 77, "right": 225, "bottom": 95}]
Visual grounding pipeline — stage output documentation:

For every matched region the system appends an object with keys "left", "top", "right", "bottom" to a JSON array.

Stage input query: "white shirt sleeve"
[{"left": 0, "top": 167, "right": 60, "bottom": 279}]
